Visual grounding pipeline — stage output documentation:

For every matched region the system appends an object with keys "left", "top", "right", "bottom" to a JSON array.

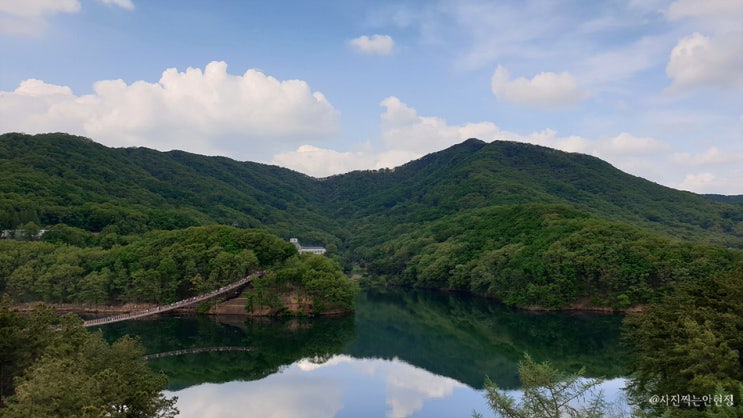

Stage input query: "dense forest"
[
  {"left": 2, "top": 132, "right": 742, "bottom": 310},
  {"left": 363, "top": 204, "right": 740, "bottom": 309},
  {"left": 0, "top": 299, "right": 178, "bottom": 415},
  {"left": 0, "top": 225, "right": 356, "bottom": 314},
  {"left": 2, "top": 132, "right": 743, "bottom": 415}
]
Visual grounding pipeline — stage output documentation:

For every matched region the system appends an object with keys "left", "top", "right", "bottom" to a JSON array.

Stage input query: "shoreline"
[
  {"left": 13, "top": 286, "right": 644, "bottom": 316},
  {"left": 12, "top": 301, "right": 354, "bottom": 318}
]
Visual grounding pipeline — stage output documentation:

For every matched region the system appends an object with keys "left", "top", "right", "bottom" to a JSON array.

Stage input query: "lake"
[{"left": 98, "top": 288, "right": 629, "bottom": 417}]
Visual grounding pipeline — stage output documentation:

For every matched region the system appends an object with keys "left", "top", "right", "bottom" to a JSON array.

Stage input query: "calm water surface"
[{"left": 98, "top": 288, "right": 629, "bottom": 417}]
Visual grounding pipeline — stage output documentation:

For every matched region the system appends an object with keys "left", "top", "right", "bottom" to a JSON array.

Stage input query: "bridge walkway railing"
[{"left": 83, "top": 272, "right": 260, "bottom": 327}]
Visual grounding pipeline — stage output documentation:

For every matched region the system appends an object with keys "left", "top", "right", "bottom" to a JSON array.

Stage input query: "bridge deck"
[
  {"left": 83, "top": 273, "right": 258, "bottom": 327},
  {"left": 142, "top": 346, "right": 253, "bottom": 360}
]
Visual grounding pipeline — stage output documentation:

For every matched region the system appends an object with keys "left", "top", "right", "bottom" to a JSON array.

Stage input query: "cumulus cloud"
[
  {"left": 676, "top": 171, "right": 743, "bottom": 194},
  {"left": 671, "top": 147, "right": 743, "bottom": 167},
  {"left": 274, "top": 96, "right": 627, "bottom": 177},
  {"left": 349, "top": 34, "right": 395, "bottom": 55},
  {"left": 677, "top": 170, "right": 743, "bottom": 194},
  {"left": 272, "top": 145, "right": 374, "bottom": 177},
  {"left": 663, "top": 0, "right": 743, "bottom": 93},
  {"left": 491, "top": 65, "right": 588, "bottom": 108},
  {"left": 595, "top": 132, "right": 671, "bottom": 157},
  {"left": 272, "top": 94, "right": 743, "bottom": 193},
  {"left": 0, "top": 61, "right": 339, "bottom": 159},
  {"left": 273, "top": 96, "right": 504, "bottom": 176},
  {"left": 273, "top": 97, "right": 683, "bottom": 190},
  {"left": 665, "top": 32, "right": 743, "bottom": 92},
  {"left": 678, "top": 172, "right": 716, "bottom": 191},
  {"left": 379, "top": 96, "right": 502, "bottom": 154}
]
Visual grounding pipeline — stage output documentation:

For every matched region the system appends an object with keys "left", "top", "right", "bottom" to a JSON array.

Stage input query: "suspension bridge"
[
  {"left": 142, "top": 346, "right": 253, "bottom": 360},
  {"left": 83, "top": 272, "right": 261, "bottom": 327}
]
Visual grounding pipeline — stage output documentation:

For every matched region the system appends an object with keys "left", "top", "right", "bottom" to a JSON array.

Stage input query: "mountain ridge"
[
  {"left": 2, "top": 132, "right": 742, "bottom": 309},
  {"left": 2, "top": 132, "right": 742, "bottom": 247}
]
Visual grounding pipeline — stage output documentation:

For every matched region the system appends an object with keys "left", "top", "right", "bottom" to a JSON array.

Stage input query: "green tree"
[
  {"left": 246, "top": 253, "right": 359, "bottom": 315},
  {"left": 0, "top": 311, "right": 178, "bottom": 417},
  {"left": 0, "top": 298, "right": 63, "bottom": 405},
  {"left": 480, "top": 354, "right": 621, "bottom": 418},
  {"left": 77, "top": 269, "right": 110, "bottom": 305},
  {"left": 623, "top": 267, "right": 743, "bottom": 417}
]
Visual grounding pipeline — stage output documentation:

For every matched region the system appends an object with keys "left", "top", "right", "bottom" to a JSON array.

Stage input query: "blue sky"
[{"left": 1, "top": 0, "right": 742, "bottom": 193}]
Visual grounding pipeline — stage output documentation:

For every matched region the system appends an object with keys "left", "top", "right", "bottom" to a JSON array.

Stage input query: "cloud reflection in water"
[{"left": 167, "top": 355, "right": 480, "bottom": 418}]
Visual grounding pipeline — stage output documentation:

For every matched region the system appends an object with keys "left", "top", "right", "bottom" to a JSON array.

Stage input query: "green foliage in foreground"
[
  {"left": 623, "top": 267, "right": 743, "bottom": 417},
  {"left": 0, "top": 297, "right": 177, "bottom": 417},
  {"left": 364, "top": 204, "right": 742, "bottom": 309},
  {"left": 477, "top": 353, "right": 623, "bottom": 418}
]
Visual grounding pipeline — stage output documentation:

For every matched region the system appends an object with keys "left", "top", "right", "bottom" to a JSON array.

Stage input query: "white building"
[
  {"left": 290, "top": 237, "right": 327, "bottom": 255},
  {"left": 1, "top": 229, "right": 48, "bottom": 240}
]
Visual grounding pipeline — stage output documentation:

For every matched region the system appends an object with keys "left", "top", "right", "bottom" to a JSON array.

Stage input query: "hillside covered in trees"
[
  {"left": 2, "top": 132, "right": 742, "bottom": 310},
  {"left": 0, "top": 225, "right": 357, "bottom": 315}
]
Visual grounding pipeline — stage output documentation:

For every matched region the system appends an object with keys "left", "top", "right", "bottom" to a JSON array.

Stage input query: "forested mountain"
[
  {"left": 323, "top": 138, "right": 743, "bottom": 248},
  {"left": 0, "top": 132, "right": 339, "bottom": 246},
  {"left": 2, "top": 132, "right": 742, "bottom": 308}
]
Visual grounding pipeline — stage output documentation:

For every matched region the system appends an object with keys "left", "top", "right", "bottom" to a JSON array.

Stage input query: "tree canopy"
[
  {"left": 623, "top": 267, "right": 743, "bottom": 416},
  {"left": 0, "top": 296, "right": 177, "bottom": 416}
]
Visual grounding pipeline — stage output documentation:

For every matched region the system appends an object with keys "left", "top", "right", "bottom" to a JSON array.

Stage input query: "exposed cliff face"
[{"left": 211, "top": 289, "right": 351, "bottom": 317}]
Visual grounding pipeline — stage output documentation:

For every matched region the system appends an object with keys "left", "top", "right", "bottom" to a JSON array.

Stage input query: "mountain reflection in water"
[{"left": 99, "top": 288, "right": 628, "bottom": 417}]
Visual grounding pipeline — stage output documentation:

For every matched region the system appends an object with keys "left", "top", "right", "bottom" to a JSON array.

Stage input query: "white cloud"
[
  {"left": 491, "top": 65, "right": 588, "bottom": 108},
  {"left": 663, "top": 0, "right": 743, "bottom": 94},
  {"left": 11, "top": 78, "right": 74, "bottom": 96},
  {"left": 171, "top": 355, "right": 469, "bottom": 418},
  {"left": 596, "top": 132, "right": 671, "bottom": 157},
  {"left": 666, "top": 32, "right": 743, "bottom": 92},
  {"left": 273, "top": 98, "right": 688, "bottom": 191},
  {"left": 96, "top": 0, "right": 134, "bottom": 10},
  {"left": 676, "top": 171, "right": 743, "bottom": 194},
  {"left": 0, "top": 0, "right": 80, "bottom": 35},
  {"left": 349, "top": 34, "right": 395, "bottom": 55},
  {"left": 671, "top": 147, "right": 743, "bottom": 167},
  {"left": 0, "top": 61, "right": 339, "bottom": 159},
  {"left": 170, "top": 376, "right": 343, "bottom": 418},
  {"left": 273, "top": 95, "right": 743, "bottom": 193},
  {"left": 679, "top": 172, "right": 716, "bottom": 192},
  {"left": 272, "top": 145, "right": 373, "bottom": 177},
  {"left": 273, "top": 96, "right": 504, "bottom": 176},
  {"left": 380, "top": 96, "right": 502, "bottom": 153},
  {"left": 382, "top": 360, "right": 463, "bottom": 418}
]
